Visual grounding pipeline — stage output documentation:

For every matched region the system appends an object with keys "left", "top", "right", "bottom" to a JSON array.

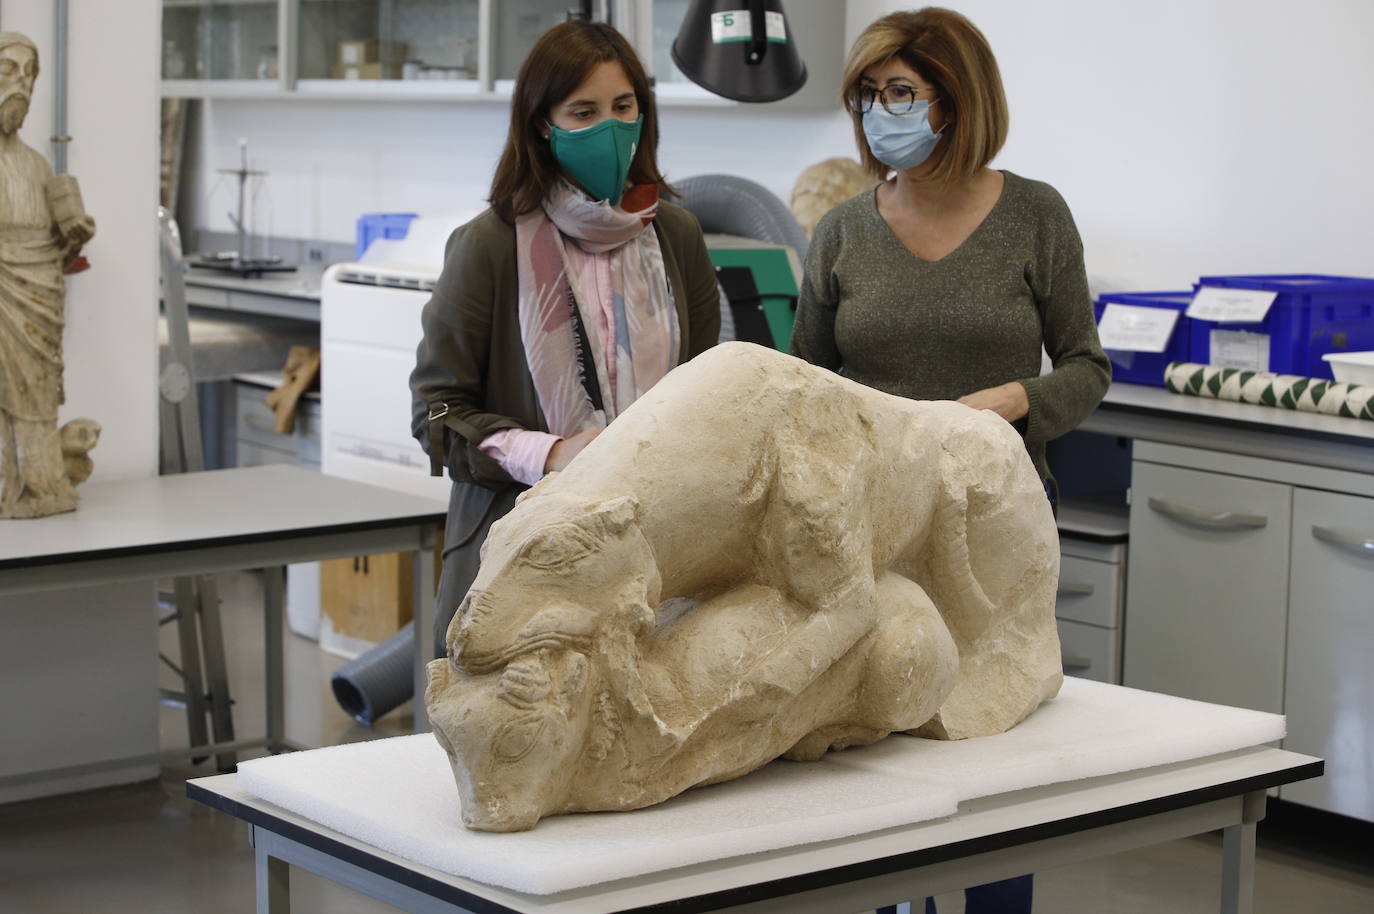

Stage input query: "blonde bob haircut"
[{"left": 843, "top": 7, "right": 1008, "bottom": 184}]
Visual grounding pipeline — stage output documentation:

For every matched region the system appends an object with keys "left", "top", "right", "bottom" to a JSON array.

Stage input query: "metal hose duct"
[
  {"left": 674, "top": 173, "right": 809, "bottom": 261},
  {"left": 330, "top": 622, "right": 417, "bottom": 726}
]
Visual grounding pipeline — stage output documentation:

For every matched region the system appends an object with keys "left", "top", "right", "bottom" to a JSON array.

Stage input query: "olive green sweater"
[{"left": 790, "top": 171, "right": 1110, "bottom": 484}]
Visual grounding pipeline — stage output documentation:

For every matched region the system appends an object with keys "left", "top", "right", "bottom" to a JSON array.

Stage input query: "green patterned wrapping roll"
[{"left": 1163, "top": 362, "right": 1374, "bottom": 420}]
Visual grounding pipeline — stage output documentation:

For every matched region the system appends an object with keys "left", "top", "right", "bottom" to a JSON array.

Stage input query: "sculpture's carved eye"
[
  {"left": 492, "top": 716, "right": 545, "bottom": 761},
  {"left": 518, "top": 524, "right": 595, "bottom": 570}
]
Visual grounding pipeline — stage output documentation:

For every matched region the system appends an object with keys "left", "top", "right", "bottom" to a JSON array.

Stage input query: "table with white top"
[
  {"left": 0, "top": 465, "right": 446, "bottom": 788},
  {"left": 189, "top": 746, "right": 1321, "bottom": 914}
]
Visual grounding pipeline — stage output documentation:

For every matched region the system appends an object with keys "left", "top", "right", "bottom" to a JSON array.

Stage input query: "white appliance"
[{"left": 320, "top": 261, "right": 450, "bottom": 501}]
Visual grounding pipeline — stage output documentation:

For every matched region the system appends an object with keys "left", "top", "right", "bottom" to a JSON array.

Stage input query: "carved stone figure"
[
  {"left": 426, "top": 342, "right": 1062, "bottom": 831},
  {"left": 0, "top": 32, "right": 99, "bottom": 519},
  {"left": 789, "top": 156, "right": 878, "bottom": 238}
]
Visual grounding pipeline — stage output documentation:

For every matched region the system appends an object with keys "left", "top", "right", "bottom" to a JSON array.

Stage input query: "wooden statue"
[
  {"left": 0, "top": 32, "right": 99, "bottom": 519},
  {"left": 426, "top": 343, "right": 1063, "bottom": 831}
]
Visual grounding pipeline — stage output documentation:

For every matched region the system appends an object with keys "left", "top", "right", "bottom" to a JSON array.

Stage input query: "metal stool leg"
[
  {"left": 171, "top": 576, "right": 211, "bottom": 756},
  {"left": 195, "top": 573, "right": 238, "bottom": 770}
]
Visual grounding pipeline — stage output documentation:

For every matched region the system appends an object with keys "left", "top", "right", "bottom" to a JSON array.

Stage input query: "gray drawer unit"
[
  {"left": 1057, "top": 544, "right": 1125, "bottom": 628},
  {"left": 1056, "top": 617, "right": 1120, "bottom": 683},
  {"left": 1055, "top": 501, "right": 1129, "bottom": 684},
  {"left": 232, "top": 373, "right": 322, "bottom": 469}
]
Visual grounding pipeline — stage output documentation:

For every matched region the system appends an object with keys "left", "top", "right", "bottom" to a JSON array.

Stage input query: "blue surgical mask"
[
  {"left": 548, "top": 115, "right": 642, "bottom": 206},
  {"left": 862, "top": 100, "right": 944, "bottom": 171}
]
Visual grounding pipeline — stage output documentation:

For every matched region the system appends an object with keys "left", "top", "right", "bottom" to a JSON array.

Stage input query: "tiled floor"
[{"left": 2, "top": 571, "right": 1372, "bottom": 913}]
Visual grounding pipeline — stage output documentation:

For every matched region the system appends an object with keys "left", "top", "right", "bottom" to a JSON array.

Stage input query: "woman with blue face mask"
[
  {"left": 411, "top": 19, "right": 720, "bottom": 659},
  {"left": 791, "top": 8, "right": 1111, "bottom": 913}
]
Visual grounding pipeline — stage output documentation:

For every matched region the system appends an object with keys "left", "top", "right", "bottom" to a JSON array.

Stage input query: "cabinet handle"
[
  {"left": 1062, "top": 655, "right": 1092, "bottom": 671},
  {"left": 1147, "top": 497, "right": 1267, "bottom": 530},
  {"left": 1312, "top": 525, "right": 1374, "bottom": 559},
  {"left": 1057, "top": 581, "right": 1095, "bottom": 597}
]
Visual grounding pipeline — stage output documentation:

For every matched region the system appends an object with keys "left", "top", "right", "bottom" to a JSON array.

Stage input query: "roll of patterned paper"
[{"left": 1163, "top": 362, "right": 1374, "bottom": 421}]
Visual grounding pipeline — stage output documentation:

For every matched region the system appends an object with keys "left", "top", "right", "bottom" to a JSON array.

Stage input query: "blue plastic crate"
[
  {"left": 355, "top": 212, "right": 419, "bottom": 260},
  {"left": 1093, "top": 291, "right": 1194, "bottom": 386},
  {"left": 1188, "top": 274, "right": 1374, "bottom": 380}
]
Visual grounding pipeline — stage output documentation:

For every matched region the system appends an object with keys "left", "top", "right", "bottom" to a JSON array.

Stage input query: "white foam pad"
[
  {"left": 828, "top": 677, "right": 1286, "bottom": 799},
  {"left": 237, "top": 679, "right": 1284, "bottom": 895},
  {"left": 238, "top": 738, "right": 956, "bottom": 895}
]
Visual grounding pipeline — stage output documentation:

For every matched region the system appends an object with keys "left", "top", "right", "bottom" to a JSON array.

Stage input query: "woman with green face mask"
[{"left": 410, "top": 19, "right": 721, "bottom": 658}]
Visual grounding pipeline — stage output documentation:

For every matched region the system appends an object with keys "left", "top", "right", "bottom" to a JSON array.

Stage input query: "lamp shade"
[{"left": 671, "top": 0, "right": 807, "bottom": 103}]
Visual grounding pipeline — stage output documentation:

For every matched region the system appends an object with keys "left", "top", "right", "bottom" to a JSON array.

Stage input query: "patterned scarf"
[{"left": 514, "top": 180, "right": 679, "bottom": 437}]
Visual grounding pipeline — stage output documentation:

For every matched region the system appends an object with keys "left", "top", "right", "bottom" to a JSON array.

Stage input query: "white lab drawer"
[
  {"left": 320, "top": 282, "right": 427, "bottom": 354},
  {"left": 1056, "top": 618, "right": 1120, "bottom": 684},
  {"left": 1055, "top": 551, "right": 1124, "bottom": 628}
]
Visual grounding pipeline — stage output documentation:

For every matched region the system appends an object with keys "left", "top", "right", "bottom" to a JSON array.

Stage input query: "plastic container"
[
  {"left": 355, "top": 212, "right": 418, "bottom": 260},
  {"left": 1188, "top": 274, "right": 1374, "bottom": 380},
  {"left": 1093, "top": 291, "right": 1194, "bottom": 386},
  {"left": 1322, "top": 350, "right": 1374, "bottom": 386}
]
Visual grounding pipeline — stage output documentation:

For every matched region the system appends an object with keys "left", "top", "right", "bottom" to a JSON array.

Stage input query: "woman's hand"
[
  {"left": 544, "top": 428, "right": 603, "bottom": 473},
  {"left": 957, "top": 382, "right": 1029, "bottom": 422}
]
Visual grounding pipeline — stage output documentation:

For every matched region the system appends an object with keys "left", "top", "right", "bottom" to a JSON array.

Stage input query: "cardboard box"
[
  {"left": 332, "top": 61, "right": 404, "bottom": 81},
  {"left": 319, "top": 531, "right": 442, "bottom": 645},
  {"left": 337, "top": 39, "right": 407, "bottom": 65}
]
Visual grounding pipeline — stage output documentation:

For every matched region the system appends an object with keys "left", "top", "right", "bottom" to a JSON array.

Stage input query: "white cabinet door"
[
  {"left": 1282, "top": 487, "right": 1374, "bottom": 821},
  {"left": 1123, "top": 461, "right": 1292, "bottom": 712}
]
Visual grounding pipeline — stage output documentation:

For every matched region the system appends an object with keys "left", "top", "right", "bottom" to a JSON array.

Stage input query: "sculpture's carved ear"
[{"left": 593, "top": 496, "right": 639, "bottom": 536}]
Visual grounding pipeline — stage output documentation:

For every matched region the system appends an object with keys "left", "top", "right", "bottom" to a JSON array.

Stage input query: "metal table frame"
[
  {"left": 0, "top": 465, "right": 445, "bottom": 790},
  {"left": 189, "top": 746, "right": 1321, "bottom": 914}
]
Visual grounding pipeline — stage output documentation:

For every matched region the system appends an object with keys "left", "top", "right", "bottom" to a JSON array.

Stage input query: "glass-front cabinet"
[
  {"left": 297, "top": 0, "right": 481, "bottom": 91},
  {"left": 162, "top": 0, "right": 282, "bottom": 83},
  {"left": 161, "top": 0, "right": 842, "bottom": 106}
]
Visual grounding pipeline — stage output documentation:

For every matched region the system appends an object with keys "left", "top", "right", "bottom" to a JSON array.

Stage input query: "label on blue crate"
[
  {"left": 1209, "top": 330, "right": 1270, "bottom": 373},
  {"left": 1096, "top": 303, "right": 1179, "bottom": 352},
  {"left": 711, "top": 10, "right": 787, "bottom": 43},
  {"left": 1187, "top": 287, "right": 1276, "bottom": 323}
]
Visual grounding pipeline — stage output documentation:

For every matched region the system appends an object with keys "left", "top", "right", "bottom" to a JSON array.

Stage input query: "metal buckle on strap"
[{"left": 428, "top": 403, "right": 450, "bottom": 421}]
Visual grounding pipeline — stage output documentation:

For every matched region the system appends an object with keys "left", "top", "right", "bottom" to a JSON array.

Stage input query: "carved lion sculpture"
[{"left": 426, "top": 342, "right": 1062, "bottom": 832}]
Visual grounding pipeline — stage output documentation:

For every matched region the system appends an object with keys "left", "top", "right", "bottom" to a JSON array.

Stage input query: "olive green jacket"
[{"left": 409, "top": 202, "right": 719, "bottom": 649}]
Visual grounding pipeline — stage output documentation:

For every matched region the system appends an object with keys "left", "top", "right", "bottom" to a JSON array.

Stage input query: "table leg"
[
  {"left": 262, "top": 565, "right": 287, "bottom": 749},
  {"left": 1220, "top": 790, "right": 1266, "bottom": 914},
  {"left": 254, "top": 827, "right": 291, "bottom": 914},
  {"left": 412, "top": 525, "right": 438, "bottom": 733}
]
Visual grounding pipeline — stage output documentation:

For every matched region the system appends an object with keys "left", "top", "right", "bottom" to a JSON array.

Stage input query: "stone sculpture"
[
  {"left": 790, "top": 156, "right": 878, "bottom": 238},
  {"left": 0, "top": 32, "right": 99, "bottom": 519},
  {"left": 426, "top": 342, "right": 1063, "bottom": 832}
]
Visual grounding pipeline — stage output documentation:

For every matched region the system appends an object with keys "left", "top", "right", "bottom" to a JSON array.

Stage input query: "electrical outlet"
[{"left": 308, "top": 247, "right": 324, "bottom": 262}]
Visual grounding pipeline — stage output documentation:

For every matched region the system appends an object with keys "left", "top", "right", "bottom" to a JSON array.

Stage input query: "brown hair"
[
  {"left": 842, "top": 7, "right": 1008, "bottom": 183},
  {"left": 488, "top": 20, "right": 672, "bottom": 223}
]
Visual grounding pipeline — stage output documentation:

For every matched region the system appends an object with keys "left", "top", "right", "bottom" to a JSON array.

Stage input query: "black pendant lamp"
[{"left": 671, "top": 0, "right": 807, "bottom": 103}]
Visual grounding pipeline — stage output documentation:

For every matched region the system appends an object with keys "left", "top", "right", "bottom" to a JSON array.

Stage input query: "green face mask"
[{"left": 548, "top": 114, "right": 643, "bottom": 206}]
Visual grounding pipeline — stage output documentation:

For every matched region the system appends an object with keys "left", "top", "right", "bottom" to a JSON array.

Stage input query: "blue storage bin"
[
  {"left": 355, "top": 212, "right": 419, "bottom": 260},
  {"left": 1093, "top": 291, "right": 1194, "bottom": 386},
  {"left": 1188, "top": 274, "right": 1374, "bottom": 380}
]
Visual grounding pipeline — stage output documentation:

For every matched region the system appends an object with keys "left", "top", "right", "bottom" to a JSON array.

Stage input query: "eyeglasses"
[{"left": 847, "top": 84, "right": 933, "bottom": 115}]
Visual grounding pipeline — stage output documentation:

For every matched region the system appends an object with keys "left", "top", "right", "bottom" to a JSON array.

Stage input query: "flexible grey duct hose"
[
  {"left": 331, "top": 623, "right": 416, "bottom": 726},
  {"left": 331, "top": 177, "right": 793, "bottom": 726},
  {"left": 674, "top": 173, "right": 810, "bottom": 261}
]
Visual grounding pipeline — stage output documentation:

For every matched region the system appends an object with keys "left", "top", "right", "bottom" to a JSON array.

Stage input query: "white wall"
[
  {"left": 3, "top": 0, "right": 160, "bottom": 481},
  {"left": 848, "top": 0, "right": 1374, "bottom": 291},
  {"left": 187, "top": 98, "right": 856, "bottom": 247},
  {"left": 187, "top": 0, "right": 1373, "bottom": 293}
]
